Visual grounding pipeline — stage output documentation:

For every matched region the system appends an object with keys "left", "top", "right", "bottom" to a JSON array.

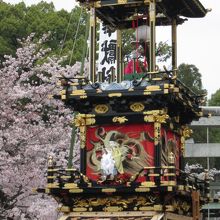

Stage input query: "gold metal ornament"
[
  {"left": 95, "top": 104, "right": 109, "bottom": 114},
  {"left": 144, "top": 115, "right": 154, "bottom": 122},
  {"left": 154, "top": 122, "right": 161, "bottom": 145},
  {"left": 154, "top": 114, "right": 169, "bottom": 123},
  {"left": 108, "top": 93, "right": 122, "bottom": 98},
  {"left": 168, "top": 152, "right": 175, "bottom": 164},
  {"left": 71, "top": 89, "right": 86, "bottom": 96},
  {"left": 74, "top": 114, "right": 96, "bottom": 126},
  {"left": 182, "top": 126, "right": 193, "bottom": 138},
  {"left": 112, "top": 116, "right": 128, "bottom": 124},
  {"left": 104, "top": 206, "right": 122, "bottom": 212},
  {"left": 143, "top": 109, "right": 167, "bottom": 115},
  {"left": 94, "top": 1, "right": 101, "bottom": 8},
  {"left": 79, "top": 125, "right": 86, "bottom": 149},
  {"left": 118, "top": 0, "right": 127, "bottom": 4},
  {"left": 48, "top": 156, "right": 54, "bottom": 167},
  {"left": 130, "top": 102, "right": 145, "bottom": 112},
  {"left": 144, "top": 113, "right": 168, "bottom": 123}
]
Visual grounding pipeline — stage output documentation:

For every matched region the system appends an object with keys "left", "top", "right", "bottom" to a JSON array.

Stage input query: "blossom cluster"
[{"left": 0, "top": 34, "right": 84, "bottom": 219}]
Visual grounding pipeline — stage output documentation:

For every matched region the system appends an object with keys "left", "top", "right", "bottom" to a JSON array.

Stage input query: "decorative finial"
[
  {"left": 168, "top": 152, "right": 175, "bottom": 164},
  {"left": 48, "top": 156, "right": 54, "bottom": 167}
]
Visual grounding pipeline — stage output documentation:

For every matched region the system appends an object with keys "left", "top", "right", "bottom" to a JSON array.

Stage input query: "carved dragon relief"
[
  {"left": 87, "top": 127, "right": 154, "bottom": 181},
  {"left": 60, "top": 193, "right": 192, "bottom": 214},
  {"left": 70, "top": 194, "right": 159, "bottom": 211}
]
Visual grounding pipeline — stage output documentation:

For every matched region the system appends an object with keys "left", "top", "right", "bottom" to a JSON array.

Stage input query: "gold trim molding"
[{"left": 108, "top": 93, "right": 122, "bottom": 98}]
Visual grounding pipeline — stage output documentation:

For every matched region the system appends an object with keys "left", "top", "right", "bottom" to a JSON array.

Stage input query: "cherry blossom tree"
[
  {"left": 185, "top": 163, "right": 220, "bottom": 181},
  {"left": 0, "top": 34, "right": 83, "bottom": 219}
]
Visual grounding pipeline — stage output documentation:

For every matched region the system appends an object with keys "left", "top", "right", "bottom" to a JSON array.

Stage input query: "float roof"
[{"left": 77, "top": 0, "right": 207, "bottom": 28}]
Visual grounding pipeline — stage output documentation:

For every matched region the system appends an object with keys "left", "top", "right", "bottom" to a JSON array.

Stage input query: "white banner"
[{"left": 98, "top": 23, "right": 117, "bottom": 81}]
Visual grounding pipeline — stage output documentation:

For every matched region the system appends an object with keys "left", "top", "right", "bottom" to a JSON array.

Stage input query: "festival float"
[{"left": 38, "top": 0, "right": 210, "bottom": 219}]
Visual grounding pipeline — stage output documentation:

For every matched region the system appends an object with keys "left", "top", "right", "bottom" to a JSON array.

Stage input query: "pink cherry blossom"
[{"left": 0, "top": 34, "right": 82, "bottom": 219}]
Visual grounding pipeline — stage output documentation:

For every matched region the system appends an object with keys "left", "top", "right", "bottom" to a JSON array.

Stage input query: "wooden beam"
[{"left": 165, "top": 212, "right": 193, "bottom": 220}]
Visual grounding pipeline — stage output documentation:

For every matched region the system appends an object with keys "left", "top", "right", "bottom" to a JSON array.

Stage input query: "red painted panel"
[
  {"left": 161, "top": 128, "right": 181, "bottom": 174},
  {"left": 85, "top": 124, "right": 180, "bottom": 183}
]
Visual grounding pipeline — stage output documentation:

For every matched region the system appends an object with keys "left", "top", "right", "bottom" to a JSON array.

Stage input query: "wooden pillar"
[
  {"left": 116, "top": 29, "right": 122, "bottom": 83},
  {"left": 68, "top": 125, "right": 76, "bottom": 169},
  {"left": 79, "top": 125, "right": 87, "bottom": 174},
  {"left": 74, "top": 114, "right": 87, "bottom": 175},
  {"left": 154, "top": 121, "right": 161, "bottom": 168},
  {"left": 89, "top": 8, "right": 96, "bottom": 83},
  {"left": 180, "top": 135, "right": 185, "bottom": 171},
  {"left": 154, "top": 121, "right": 161, "bottom": 185},
  {"left": 181, "top": 127, "right": 192, "bottom": 171},
  {"left": 149, "top": 0, "right": 156, "bottom": 74},
  {"left": 172, "top": 18, "right": 177, "bottom": 76},
  {"left": 192, "top": 191, "right": 200, "bottom": 220}
]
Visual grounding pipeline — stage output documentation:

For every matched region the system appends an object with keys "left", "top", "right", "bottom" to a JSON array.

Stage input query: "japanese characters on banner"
[{"left": 98, "top": 23, "right": 117, "bottom": 81}]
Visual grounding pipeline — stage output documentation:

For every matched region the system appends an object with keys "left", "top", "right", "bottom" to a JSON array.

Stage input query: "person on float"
[{"left": 124, "top": 25, "right": 150, "bottom": 80}]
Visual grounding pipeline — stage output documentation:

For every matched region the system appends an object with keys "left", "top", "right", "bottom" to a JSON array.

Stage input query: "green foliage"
[
  {"left": 207, "top": 89, "right": 220, "bottom": 145},
  {"left": 185, "top": 157, "right": 208, "bottom": 169},
  {"left": 186, "top": 73, "right": 220, "bottom": 169},
  {"left": 0, "top": 2, "right": 26, "bottom": 59},
  {"left": 177, "top": 63, "right": 207, "bottom": 156},
  {"left": 122, "top": 29, "right": 172, "bottom": 62},
  {"left": 185, "top": 157, "right": 220, "bottom": 170},
  {"left": 156, "top": 41, "right": 172, "bottom": 62},
  {"left": 191, "top": 127, "right": 207, "bottom": 144},
  {"left": 0, "top": 1, "right": 88, "bottom": 65},
  {"left": 177, "top": 64, "right": 220, "bottom": 144},
  {"left": 190, "top": 126, "right": 220, "bottom": 147},
  {"left": 122, "top": 29, "right": 135, "bottom": 57},
  {"left": 177, "top": 63, "right": 206, "bottom": 95},
  {"left": 209, "top": 89, "right": 220, "bottom": 106},
  {"left": 209, "top": 128, "right": 220, "bottom": 143},
  {"left": 0, "top": 1, "right": 173, "bottom": 67}
]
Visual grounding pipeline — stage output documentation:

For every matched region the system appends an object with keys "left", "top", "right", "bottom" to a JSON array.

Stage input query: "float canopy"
[{"left": 77, "top": 0, "right": 207, "bottom": 28}]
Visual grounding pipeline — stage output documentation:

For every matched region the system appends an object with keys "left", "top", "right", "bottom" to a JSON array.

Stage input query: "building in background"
[{"left": 186, "top": 107, "right": 220, "bottom": 219}]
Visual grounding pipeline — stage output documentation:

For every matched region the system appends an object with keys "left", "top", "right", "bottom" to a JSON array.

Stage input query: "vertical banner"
[{"left": 98, "top": 23, "right": 117, "bottom": 82}]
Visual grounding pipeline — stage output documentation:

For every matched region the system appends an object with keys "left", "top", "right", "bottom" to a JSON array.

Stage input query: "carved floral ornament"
[
  {"left": 182, "top": 126, "right": 193, "bottom": 138},
  {"left": 74, "top": 114, "right": 96, "bottom": 127},
  {"left": 144, "top": 114, "right": 169, "bottom": 123},
  {"left": 112, "top": 116, "right": 128, "bottom": 124}
]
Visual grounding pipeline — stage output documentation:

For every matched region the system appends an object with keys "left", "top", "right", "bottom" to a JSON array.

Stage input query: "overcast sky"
[{"left": 4, "top": 0, "right": 220, "bottom": 98}]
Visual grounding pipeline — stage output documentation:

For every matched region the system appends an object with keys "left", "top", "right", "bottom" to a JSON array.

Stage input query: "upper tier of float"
[{"left": 76, "top": 0, "right": 207, "bottom": 28}]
